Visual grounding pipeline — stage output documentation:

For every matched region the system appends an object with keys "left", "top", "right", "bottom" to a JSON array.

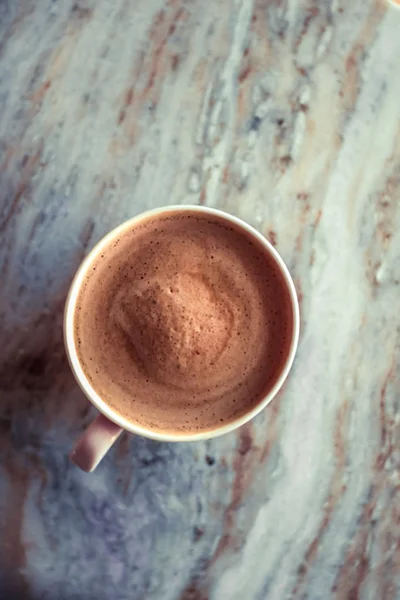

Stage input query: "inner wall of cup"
[{"left": 64, "top": 206, "right": 299, "bottom": 440}]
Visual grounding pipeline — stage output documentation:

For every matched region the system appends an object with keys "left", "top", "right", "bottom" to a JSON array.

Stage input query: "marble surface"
[{"left": 0, "top": 0, "right": 399, "bottom": 598}]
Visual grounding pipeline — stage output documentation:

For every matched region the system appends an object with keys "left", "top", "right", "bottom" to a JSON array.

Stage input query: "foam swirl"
[{"left": 74, "top": 212, "right": 293, "bottom": 434}]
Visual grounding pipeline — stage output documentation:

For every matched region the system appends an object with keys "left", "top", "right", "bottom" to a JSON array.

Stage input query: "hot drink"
[{"left": 74, "top": 210, "right": 294, "bottom": 434}]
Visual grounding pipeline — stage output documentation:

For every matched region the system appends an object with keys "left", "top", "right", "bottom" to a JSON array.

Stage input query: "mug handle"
[{"left": 70, "top": 414, "right": 123, "bottom": 472}]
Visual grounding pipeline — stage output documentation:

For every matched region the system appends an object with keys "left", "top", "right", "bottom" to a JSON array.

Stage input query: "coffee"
[{"left": 74, "top": 211, "right": 293, "bottom": 434}]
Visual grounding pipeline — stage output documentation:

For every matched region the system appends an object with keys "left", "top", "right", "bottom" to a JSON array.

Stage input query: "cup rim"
[{"left": 64, "top": 205, "right": 300, "bottom": 442}]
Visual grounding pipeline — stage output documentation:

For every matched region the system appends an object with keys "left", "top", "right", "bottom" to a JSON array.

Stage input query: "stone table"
[{"left": 0, "top": 1, "right": 399, "bottom": 599}]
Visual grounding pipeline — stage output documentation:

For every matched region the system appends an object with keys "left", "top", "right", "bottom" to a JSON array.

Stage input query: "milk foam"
[{"left": 74, "top": 212, "right": 293, "bottom": 434}]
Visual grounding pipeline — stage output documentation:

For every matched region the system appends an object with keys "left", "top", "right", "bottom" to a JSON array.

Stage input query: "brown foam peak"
[{"left": 111, "top": 270, "right": 234, "bottom": 390}]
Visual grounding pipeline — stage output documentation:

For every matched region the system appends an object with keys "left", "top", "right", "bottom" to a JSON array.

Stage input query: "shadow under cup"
[{"left": 64, "top": 206, "right": 299, "bottom": 445}]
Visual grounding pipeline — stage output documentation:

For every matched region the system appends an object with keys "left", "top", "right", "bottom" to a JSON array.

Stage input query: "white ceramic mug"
[{"left": 64, "top": 206, "right": 300, "bottom": 472}]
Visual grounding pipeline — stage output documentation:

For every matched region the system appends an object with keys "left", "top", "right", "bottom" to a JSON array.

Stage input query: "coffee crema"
[{"left": 74, "top": 211, "right": 293, "bottom": 434}]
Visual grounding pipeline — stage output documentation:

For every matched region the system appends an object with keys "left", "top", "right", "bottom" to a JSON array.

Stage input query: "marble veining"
[{"left": 0, "top": 1, "right": 399, "bottom": 599}]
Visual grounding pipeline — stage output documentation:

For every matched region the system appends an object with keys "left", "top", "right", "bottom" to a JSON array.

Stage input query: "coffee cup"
[{"left": 64, "top": 206, "right": 299, "bottom": 471}]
